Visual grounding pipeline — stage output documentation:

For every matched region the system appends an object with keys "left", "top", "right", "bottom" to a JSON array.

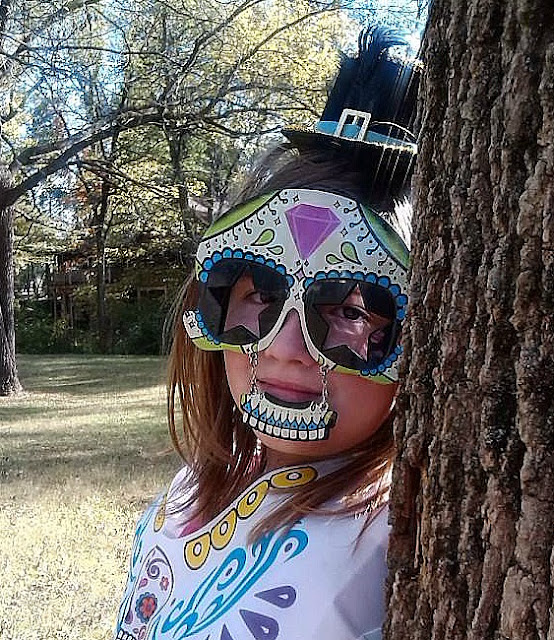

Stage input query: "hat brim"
[{"left": 282, "top": 127, "right": 417, "bottom": 198}]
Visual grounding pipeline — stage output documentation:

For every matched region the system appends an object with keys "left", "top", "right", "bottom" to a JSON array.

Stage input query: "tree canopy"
[{"left": 1, "top": 0, "right": 429, "bottom": 385}]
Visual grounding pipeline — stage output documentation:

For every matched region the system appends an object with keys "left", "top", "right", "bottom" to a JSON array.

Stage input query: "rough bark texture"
[
  {"left": 386, "top": 2, "right": 554, "bottom": 639},
  {"left": 0, "top": 165, "right": 22, "bottom": 395}
]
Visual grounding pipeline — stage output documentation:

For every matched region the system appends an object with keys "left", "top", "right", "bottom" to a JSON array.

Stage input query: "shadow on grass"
[
  {"left": 0, "top": 396, "right": 166, "bottom": 423},
  {"left": 16, "top": 354, "right": 168, "bottom": 395},
  {"left": 0, "top": 426, "right": 182, "bottom": 500},
  {"left": 0, "top": 424, "right": 182, "bottom": 495},
  {"left": 1, "top": 447, "right": 180, "bottom": 501},
  {"left": 1, "top": 354, "right": 182, "bottom": 497},
  {"left": 0, "top": 405, "right": 52, "bottom": 420}
]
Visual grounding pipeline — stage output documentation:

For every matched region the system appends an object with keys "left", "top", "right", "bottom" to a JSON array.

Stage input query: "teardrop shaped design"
[
  {"left": 341, "top": 241, "right": 362, "bottom": 264},
  {"left": 325, "top": 253, "right": 342, "bottom": 265},
  {"left": 240, "top": 609, "right": 279, "bottom": 640},
  {"left": 255, "top": 585, "right": 296, "bottom": 609},
  {"left": 253, "top": 229, "right": 275, "bottom": 246}
]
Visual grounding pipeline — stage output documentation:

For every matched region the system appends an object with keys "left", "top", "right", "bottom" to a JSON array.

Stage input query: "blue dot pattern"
[{"left": 196, "top": 252, "right": 407, "bottom": 378}]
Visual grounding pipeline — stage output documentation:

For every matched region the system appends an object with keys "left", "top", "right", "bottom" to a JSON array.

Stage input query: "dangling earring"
[
  {"left": 319, "top": 363, "right": 330, "bottom": 407},
  {"left": 248, "top": 349, "right": 260, "bottom": 397}
]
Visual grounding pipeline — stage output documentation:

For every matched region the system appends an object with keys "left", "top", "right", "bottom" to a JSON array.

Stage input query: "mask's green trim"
[
  {"left": 192, "top": 337, "right": 244, "bottom": 353},
  {"left": 360, "top": 204, "right": 410, "bottom": 270},
  {"left": 190, "top": 343, "right": 397, "bottom": 383},
  {"left": 203, "top": 192, "right": 278, "bottom": 240}
]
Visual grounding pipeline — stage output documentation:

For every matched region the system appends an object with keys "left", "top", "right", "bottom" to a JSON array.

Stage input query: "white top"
[{"left": 114, "top": 460, "right": 390, "bottom": 640}]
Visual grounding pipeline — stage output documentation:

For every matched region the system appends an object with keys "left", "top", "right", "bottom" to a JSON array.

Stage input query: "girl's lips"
[{"left": 257, "top": 379, "right": 321, "bottom": 404}]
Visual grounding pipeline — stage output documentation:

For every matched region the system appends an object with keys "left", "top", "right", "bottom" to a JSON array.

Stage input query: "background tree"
[
  {"left": 2, "top": 0, "right": 429, "bottom": 386},
  {"left": 0, "top": 0, "right": 349, "bottom": 390},
  {"left": 0, "top": 165, "right": 20, "bottom": 393},
  {"left": 386, "top": 1, "right": 554, "bottom": 638}
]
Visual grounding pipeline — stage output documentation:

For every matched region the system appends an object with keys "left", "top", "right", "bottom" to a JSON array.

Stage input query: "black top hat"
[{"left": 283, "top": 26, "right": 422, "bottom": 199}]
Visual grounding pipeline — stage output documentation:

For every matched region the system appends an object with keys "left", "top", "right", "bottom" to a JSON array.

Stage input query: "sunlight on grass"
[{"left": 0, "top": 355, "right": 182, "bottom": 640}]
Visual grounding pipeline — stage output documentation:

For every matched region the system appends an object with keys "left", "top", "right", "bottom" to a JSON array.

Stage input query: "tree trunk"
[
  {"left": 95, "top": 178, "right": 111, "bottom": 353},
  {"left": 167, "top": 131, "right": 191, "bottom": 227},
  {"left": 166, "top": 130, "right": 197, "bottom": 266},
  {"left": 0, "top": 165, "right": 22, "bottom": 395},
  {"left": 386, "top": 2, "right": 554, "bottom": 639}
]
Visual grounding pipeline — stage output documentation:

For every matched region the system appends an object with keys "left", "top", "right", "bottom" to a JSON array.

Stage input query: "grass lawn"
[{"left": 0, "top": 354, "right": 182, "bottom": 640}]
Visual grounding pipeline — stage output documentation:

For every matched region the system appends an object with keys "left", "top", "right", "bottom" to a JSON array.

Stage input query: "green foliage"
[
  {"left": 16, "top": 295, "right": 173, "bottom": 356},
  {"left": 109, "top": 297, "right": 171, "bottom": 355},
  {"left": 15, "top": 301, "right": 95, "bottom": 354}
]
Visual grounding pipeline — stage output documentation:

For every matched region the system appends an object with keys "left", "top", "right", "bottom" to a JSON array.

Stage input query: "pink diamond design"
[{"left": 285, "top": 203, "right": 340, "bottom": 259}]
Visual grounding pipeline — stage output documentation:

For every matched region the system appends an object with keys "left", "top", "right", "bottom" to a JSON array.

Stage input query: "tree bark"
[
  {"left": 0, "top": 165, "right": 22, "bottom": 395},
  {"left": 166, "top": 130, "right": 198, "bottom": 269},
  {"left": 386, "top": 2, "right": 554, "bottom": 639},
  {"left": 95, "top": 178, "right": 111, "bottom": 353}
]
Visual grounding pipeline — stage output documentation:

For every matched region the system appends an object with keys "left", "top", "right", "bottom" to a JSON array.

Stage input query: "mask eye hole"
[
  {"left": 304, "top": 279, "right": 399, "bottom": 371},
  {"left": 197, "top": 259, "right": 289, "bottom": 345}
]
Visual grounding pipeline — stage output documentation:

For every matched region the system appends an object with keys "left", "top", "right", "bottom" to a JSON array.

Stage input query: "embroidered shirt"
[{"left": 114, "top": 460, "right": 390, "bottom": 640}]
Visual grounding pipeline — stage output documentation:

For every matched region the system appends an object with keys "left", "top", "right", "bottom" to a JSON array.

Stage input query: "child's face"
[
  {"left": 224, "top": 308, "right": 396, "bottom": 464},
  {"left": 184, "top": 189, "right": 409, "bottom": 386},
  {"left": 185, "top": 188, "right": 407, "bottom": 462}
]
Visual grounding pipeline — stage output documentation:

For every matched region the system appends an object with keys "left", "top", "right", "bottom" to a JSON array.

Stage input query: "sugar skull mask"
[{"left": 183, "top": 188, "right": 409, "bottom": 441}]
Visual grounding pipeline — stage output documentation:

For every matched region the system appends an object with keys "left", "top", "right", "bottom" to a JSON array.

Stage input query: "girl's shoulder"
[{"left": 150, "top": 465, "right": 200, "bottom": 538}]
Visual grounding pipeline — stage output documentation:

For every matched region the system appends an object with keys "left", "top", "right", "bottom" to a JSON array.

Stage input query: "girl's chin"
[{"left": 257, "top": 432, "right": 330, "bottom": 454}]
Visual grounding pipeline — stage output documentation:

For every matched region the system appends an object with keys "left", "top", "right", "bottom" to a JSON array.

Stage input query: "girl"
[{"left": 114, "top": 27, "right": 420, "bottom": 640}]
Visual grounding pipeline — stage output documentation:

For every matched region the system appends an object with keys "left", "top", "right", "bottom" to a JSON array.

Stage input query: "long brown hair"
[
  {"left": 167, "top": 146, "right": 408, "bottom": 535},
  {"left": 167, "top": 291, "right": 395, "bottom": 536}
]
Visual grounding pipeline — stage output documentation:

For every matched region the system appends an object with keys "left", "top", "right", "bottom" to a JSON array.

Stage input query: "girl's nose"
[{"left": 262, "top": 309, "right": 315, "bottom": 366}]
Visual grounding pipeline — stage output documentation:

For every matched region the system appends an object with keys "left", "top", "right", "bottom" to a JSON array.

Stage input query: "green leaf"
[
  {"left": 340, "top": 242, "right": 361, "bottom": 265},
  {"left": 252, "top": 228, "right": 275, "bottom": 246}
]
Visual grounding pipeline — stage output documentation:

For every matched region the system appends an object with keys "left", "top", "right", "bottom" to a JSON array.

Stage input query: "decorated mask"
[{"left": 183, "top": 188, "right": 409, "bottom": 442}]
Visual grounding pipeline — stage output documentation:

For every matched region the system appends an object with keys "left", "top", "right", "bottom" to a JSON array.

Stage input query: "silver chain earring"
[
  {"left": 319, "top": 363, "right": 329, "bottom": 405},
  {"left": 248, "top": 349, "right": 260, "bottom": 396},
  {"left": 239, "top": 351, "right": 337, "bottom": 442}
]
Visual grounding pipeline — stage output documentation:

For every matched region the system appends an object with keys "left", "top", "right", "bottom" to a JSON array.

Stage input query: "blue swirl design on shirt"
[
  {"left": 151, "top": 525, "right": 308, "bottom": 639},
  {"left": 115, "top": 497, "right": 162, "bottom": 632}
]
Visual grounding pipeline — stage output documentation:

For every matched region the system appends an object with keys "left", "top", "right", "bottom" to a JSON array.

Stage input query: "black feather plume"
[
  {"left": 283, "top": 24, "right": 422, "bottom": 202},
  {"left": 321, "top": 25, "right": 417, "bottom": 129}
]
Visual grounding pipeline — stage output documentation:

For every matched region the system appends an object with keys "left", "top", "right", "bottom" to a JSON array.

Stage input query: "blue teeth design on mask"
[{"left": 239, "top": 392, "right": 337, "bottom": 441}]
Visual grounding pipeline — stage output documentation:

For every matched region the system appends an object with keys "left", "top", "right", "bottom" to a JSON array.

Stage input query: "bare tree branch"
[
  {"left": 3, "top": 106, "right": 175, "bottom": 208},
  {"left": 73, "top": 158, "right": 172, "bottom": 199},
  {"left": 0, "top": 0, "right": 101, "bottom": 83}
]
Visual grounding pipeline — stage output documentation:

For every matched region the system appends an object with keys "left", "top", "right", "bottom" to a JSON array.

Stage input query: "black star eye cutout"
[
  {"left": 304, "top": 279, "right": 398, "bottom": 370},
  {"left": 198, "top": 260, "right": 290, "bottom": 346}
]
